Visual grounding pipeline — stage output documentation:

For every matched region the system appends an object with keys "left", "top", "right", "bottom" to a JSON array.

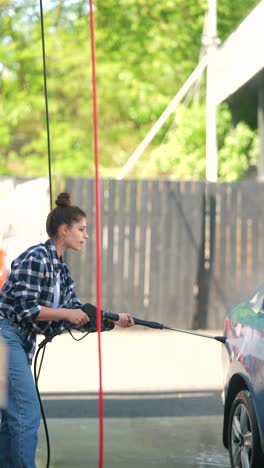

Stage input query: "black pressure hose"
[
  {"left": 34, "top": 327, "right": 72, "bottom": 468},
  {"left": 34, "top": 324, "right": 91, "bottom": 468},
  {"left": 34, "top": 305, "right": 226, "bottom": 468},
  {"left": 34, "top": 344, "right": 51, "bottom": 468}
]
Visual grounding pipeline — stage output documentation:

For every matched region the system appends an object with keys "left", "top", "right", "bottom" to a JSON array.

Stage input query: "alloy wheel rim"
[{"left": 231, "top": 402, "right": 253, "bottom": 468}]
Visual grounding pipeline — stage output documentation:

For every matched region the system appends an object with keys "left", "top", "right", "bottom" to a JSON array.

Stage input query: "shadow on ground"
[{"left": 41, "top": 389, "right": 224, "bottom": 419}]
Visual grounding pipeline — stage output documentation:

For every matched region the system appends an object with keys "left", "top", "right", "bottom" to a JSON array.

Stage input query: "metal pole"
[{"left": 204, "top": 0, "right": 218, "bottom": 182}]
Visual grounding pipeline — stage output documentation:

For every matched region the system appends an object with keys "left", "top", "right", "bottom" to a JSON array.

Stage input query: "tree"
[
  {"left": 143, "top": 104, "right": 258, "bottom": 181},
  {"left": 0, "top": 0, "right": 260, "bottom": 179}
]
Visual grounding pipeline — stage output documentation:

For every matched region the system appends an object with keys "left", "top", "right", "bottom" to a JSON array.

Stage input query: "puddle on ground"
[{"left": 194, "top": 447, "right": 229, "bottom": 467}]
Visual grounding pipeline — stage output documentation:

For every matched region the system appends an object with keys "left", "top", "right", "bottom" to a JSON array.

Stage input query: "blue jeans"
[{"left": 0, "top": 319, "right": 41, "bottom": 468}]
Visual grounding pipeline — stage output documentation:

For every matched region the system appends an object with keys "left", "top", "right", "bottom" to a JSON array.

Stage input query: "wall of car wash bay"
[{"left": 64, "top": 178, "right": 264, "bottom": 330}]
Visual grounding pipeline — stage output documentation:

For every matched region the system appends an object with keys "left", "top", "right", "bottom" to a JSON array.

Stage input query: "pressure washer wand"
[
  {"left": 102, "top": 310, "right": 226, "bottom": 344},
  {"left": 162, "top": 325, "right": 226, "bottom": 343}
]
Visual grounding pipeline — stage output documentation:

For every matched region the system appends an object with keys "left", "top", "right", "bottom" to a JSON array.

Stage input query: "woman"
[{"left": 0, "top": 192, "right": 134, "bottom": 467}]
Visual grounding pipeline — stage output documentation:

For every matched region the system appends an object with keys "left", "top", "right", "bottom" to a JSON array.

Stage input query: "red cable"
[{"left": 89, "top": 2, "right": 104, "bottom": 467}]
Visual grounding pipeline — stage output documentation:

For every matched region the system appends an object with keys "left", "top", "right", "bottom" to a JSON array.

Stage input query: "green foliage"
[
  {"left": 218, "top": 120, "right": 259, "bottom": 181},
  {"left": 0, "top": 0, "right": 260, "bottom": 180},
  {"left": 147, "top": 105, "right": 206, "bottom": 179},
  {"left": 146, "top": 104, "right": 259, "bottom": 181}
]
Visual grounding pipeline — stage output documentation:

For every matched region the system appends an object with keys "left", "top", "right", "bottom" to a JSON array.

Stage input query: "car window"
[{"left": 249, "top": 288, "right": 264, "bottom": 313}]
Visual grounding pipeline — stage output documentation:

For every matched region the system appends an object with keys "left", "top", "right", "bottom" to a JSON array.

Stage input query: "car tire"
[{"left": 228, "top": 390, "right": 264, "bottom": 468}]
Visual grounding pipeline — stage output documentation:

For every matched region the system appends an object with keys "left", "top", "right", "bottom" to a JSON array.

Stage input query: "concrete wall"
[
  {"left": 0, "top": 177, "right": 50, "bottom": 274},
  {"left": 215, "top": 0, "right": 264, "bottom": 104}
]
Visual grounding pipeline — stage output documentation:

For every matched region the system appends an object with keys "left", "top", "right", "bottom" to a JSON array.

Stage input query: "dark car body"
[{"left": 222, "top": 284, "right": 264, "bottom": 467}]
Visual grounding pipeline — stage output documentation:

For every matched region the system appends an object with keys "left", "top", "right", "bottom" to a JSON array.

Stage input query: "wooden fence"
[{"left": 65, "top": 178, "right": 264, "bottom": 329}]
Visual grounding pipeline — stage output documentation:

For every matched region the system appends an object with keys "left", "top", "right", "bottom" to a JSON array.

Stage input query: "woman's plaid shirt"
[{"left": 0, "top": 239, "right": 82, "bottom": 363}]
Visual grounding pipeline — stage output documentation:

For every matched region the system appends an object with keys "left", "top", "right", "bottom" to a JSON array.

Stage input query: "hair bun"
[{"left": 55, "top": 192, "right": 71, "bottom": 208}]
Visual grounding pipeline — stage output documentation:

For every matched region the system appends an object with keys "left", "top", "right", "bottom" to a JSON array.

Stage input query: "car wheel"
[{"left": 228, "top": 390, "right": 264, "bottom": 468}]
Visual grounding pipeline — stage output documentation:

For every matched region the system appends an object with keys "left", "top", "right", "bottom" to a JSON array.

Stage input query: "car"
[{"left": 222, "top": 283, "right": 264, "bottom": 467}]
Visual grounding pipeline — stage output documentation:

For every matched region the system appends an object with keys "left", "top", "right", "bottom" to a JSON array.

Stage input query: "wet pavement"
[
  {"left": 36, "top": 416, "right": 229, "bottom": 468},
  {"left": 34, "top": 329, "right": 230, "bottom": 467},
  {"left": 36, "top": 393, "right": 229, "bottom": 467}
]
